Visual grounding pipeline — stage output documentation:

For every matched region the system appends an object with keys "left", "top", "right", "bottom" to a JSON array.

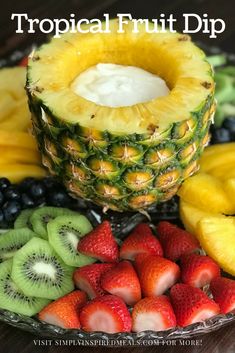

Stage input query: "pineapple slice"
[
  {"left": 197, "top": 217, "right": 235, "bottom": 276},
  {"left": 0, "top": 147, "right": 41, "bottom": 165},
  {"left": 178, "top": 172, "right": 235, "bottom": 214},
  {"left": 0, "top": 90, "right": 17, "bottom": 121},
  {"left": 210, "top": 163, "right": 235, "bottom": 180},
  {"left": 0, "top": 67, "right": 26, "bottom": 100},
  {"left": 179, "top": 199, "right": 222, "bottom": 236},
  {"left": 0, "top": 98, "right": 31, "bottom": 132},
  {"left": 0, "top": 164, "right": 46, "bottom": 183},
  {"left": 224, "top": 179, "right": 235, "bottom": 207},
  {"left": 0, "top": 131, "right": 37, "bottom": 150},
  {"left": 199, "top": 147, "right": 235, "bottom": 172},
  {"left": 201, "top": 142, "right": 235, "bottom": 157}
]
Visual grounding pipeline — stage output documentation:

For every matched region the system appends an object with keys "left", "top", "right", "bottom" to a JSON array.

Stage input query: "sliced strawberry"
[
  {"left": 135, "top": 254, "right": 180, "bottom": 297},
  {"left": 170, "top": 283, "right": 220, "bottom": 327},
  {"left": 100, "top": 260, "right": 141, "bottom": 305},
  {"left": 157, "top": 221, "right": 199, "bottom": 261},
  {"left": 134, "top": 253, "right": 149, "bottom": 273},
  {"left": 38, "top": 290, "right": 87, "bottom": 329},
  {"left": 80, "top": 294, "right": 132, "bottom": 333},
  {"left": 210, "top": 277, "right": 235, "bottom": 314},
  {"left": 180, "top": 253, "right": 220, "bottom": 288},
  {"left": 120, "top": 223, "right": 163, "bottom": 260},
  {"left": 73, "top": 263, "right": 115, "bottom": 299},
  {"left": 78, "top": 221, "right": 119, "bottom": 262},
  {"left": 19, "top": 56, "right": 28, "bottom": 66},
  {"left": 132, "top": 296, "right": 176, "bottom": 332}
]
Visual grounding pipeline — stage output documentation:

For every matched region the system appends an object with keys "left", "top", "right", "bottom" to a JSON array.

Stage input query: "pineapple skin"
[
  {"left": 26, "top": 24, "right": 215, "bottom": 212},
  {"left": 28, "top": 95, "right": 213, "bottom": 211}
]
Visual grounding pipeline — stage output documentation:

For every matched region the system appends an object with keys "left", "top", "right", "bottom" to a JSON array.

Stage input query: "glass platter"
[{"left": 0, "top": 44, "right": 234, "bottom": 346}]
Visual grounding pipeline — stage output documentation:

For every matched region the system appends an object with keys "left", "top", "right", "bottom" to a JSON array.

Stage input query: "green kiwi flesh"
[
  {"left": 0, "top": 228, "right": 39, "bottom": 262},
  {"left": 47, "top": 215, "right": 95, "bottom": 267},
  {"left": 11, "top": 237, "right": 74, "bottom": 300},
  {"left": 14, "top": 209, "right": 35, "bottom": 230},
  {"left": 30, "top": 207, "right": 78, "bottom": 239},
  {"left": 0, "top": 259, "right": 50, "bottom": 316}
]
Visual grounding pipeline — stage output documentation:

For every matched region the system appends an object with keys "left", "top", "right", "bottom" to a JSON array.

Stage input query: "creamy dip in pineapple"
[{"left": 71, "top": 63, "right": 169, "bottom": 107}]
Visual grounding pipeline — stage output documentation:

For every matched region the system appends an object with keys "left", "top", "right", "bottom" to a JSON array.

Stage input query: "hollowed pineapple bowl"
[{"left": 27, "top": 20, "right": 215, "bottom": 212}]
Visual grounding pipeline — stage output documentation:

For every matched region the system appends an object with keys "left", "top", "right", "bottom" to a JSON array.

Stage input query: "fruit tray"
[
  {"left": 0, "top": 201, "right": 234, "bottom": 345},
  {"left": 0, "top": 307, "right": 235, "bottom": 344},
  {"left": 0, "top": 43, "right": 234, "bottom": 346}
]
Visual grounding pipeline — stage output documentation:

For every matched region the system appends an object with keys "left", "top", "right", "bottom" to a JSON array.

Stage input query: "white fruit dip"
[{"left": 71, "top": 63, "right": 169, "bottom": 107}]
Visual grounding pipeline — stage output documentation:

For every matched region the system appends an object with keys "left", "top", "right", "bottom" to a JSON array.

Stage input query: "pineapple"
[
  {"left": 197, "top": 217, "right": 235, "bottom": 276},
  {"left": 224, "top": 179, "right": 235, "bottom": 207},
  {"left": 178, "top": 172, "right": 234, "bottom": 214},
  {"left": 179, "top": 199, "right": 223, "bottom": 236},
  {"left": 26, "top": 20, "right": 215, "bottom": 211}
]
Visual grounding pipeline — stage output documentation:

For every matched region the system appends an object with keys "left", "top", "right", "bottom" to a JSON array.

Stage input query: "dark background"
[
  {"left": 1, "top": 0, "right": 235, "bottom": 58},
  {"left": 0, "top": 0, "right": 235, "bottom": 352}
]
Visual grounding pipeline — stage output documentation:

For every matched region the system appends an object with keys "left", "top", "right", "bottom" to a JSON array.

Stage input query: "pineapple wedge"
[
  {"left": 0, "top": 131, "right": 37, "bottom": 150},
  {"left": 210, "top": 164, "right": 235, "bottom": 180},
  {"left": 197, "top": 217, "right": 235, "bottom": 276},
  {"left": 0, "top": 147, "right": 41, "bottom": 165},
  {"left": 0, "top": 67, "right": 26, "bottom": 100},
  {"left": 0, "top": 98, "right": 31, "bottom": 132},
  {"left": 201, "top": 142, "right": 235, "bottom": 157},
  {"left": 224, "top": 179, "right": 235, "bottom": 207},
  {"left": 0, "top": 164, "right": 46, "bottom": 183},
  {"left": 0, "top": 90, "right": 17, "bottom": 121},
  {"left": 199, "top": 146, "right": 235, "bottom": 172},
  {"left": 178, "top": 172, "right": 235, "bottom": 214},
  {"left": 179, "top": 199, "right": 222, "bottom": 236}
]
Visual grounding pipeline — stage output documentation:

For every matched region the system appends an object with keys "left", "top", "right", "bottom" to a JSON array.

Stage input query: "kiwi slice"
[
  {"left": 0, "top": 259, "right": 50, "bottom": 316},
  {"left": 47, "top": 215, "right": 95, "bottom": 267},
  {"left": 215, "top": 73, "right": 235, "bottom": 103},
  {"left": 30, "top": 207, "right": 77, "bottom": 239},
  {"left": 11, "top": 237, "right": 74, "bottom": 300},
  {"left": 0, "top": 228, "right": 39, "bottom": 262},
  {"left": 14, "top": 209, "right": 35, "bottom": 229}
]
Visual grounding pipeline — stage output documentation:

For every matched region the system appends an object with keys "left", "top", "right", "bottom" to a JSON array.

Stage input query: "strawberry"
[
  {"left": 73, "top": 263, "right": 115, "bottom": 299},
  {"left": 180, "top": 253, "right": 220, "bottom": 288},
  {"left": 135, "top": 254, "right": 180, "bottom": 297},
  {"left": 170, "top": 283, "right": 220, "bottom": 327},
  {"left": 134, "top": 253, "right": 149, "bottom": 273},
  {"left": 19, "top": 56, "right": 28, "bottom": 66},
  {"left": 38, "top": 290, "right": 87, "bottom": 329},
  {"left": 100, "top": 260, "right": 141, "bottom": 305},
  {"left": 80, "top": 294, "right": 132, "bottom": 333},
  {"left": 210, "top": 277, "right": 235, "bottom": 314},
  {"left": 132, "top": 296, "right": 176, "bottom": 332},
  {"left": 120, "top": 223, "right": 163, "bottom": 260},
  {"left": 157, "top": 221, "right": 199, "bottom": 261},
  {"left": 78, "top": 221, "right": 119, "bottom": 262}
]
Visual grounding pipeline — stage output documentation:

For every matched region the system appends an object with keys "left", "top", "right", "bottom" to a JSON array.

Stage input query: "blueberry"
[
  {"left": 0, "top": 178, "right": 11, "bottom": 191},
  {"left": 222, "top": 117, "right": 235, "bottom": 132},
  {"left": 29, "top": 181, "right": 46, "bottom": 199},
  {"left": 47, "top": 190, "right": 71, "bottom": 207},
  {"left": 0, "top": 191, "right": 4, "bottom": 207},
  {"left": 0, "top": 210, "right": 4, "bottom": 223},
  {"left": 21, "top": 193, "right": 35, "bottom": 209},
  {"left": 4, "top": 186, "right": 21, "bottom": 201},
  {"left": 211, "top": 127, "right": 231, "bottom": 144},
  {"left": 3, "top": 201, "right": 21, "bottom": 222},
  {"left": 34, "top": 197, "right": 45, "bottom": 206},
  {"left": 0, "top": 209, "right": 8, "bottom": 229},
  {"left": 42, "top": 177, "right": 61, "bottom": 191},
  {"left": 19, "top": 177, "right": 36, "bottom": 191}
]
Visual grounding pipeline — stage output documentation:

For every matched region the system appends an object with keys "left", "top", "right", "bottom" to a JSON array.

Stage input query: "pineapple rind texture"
[
  {"left": 27, "top": 23, "right": 215, "bottom": 211},
  {"left": 28, "top": 95, "right": 213, "bottom": 211}
]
